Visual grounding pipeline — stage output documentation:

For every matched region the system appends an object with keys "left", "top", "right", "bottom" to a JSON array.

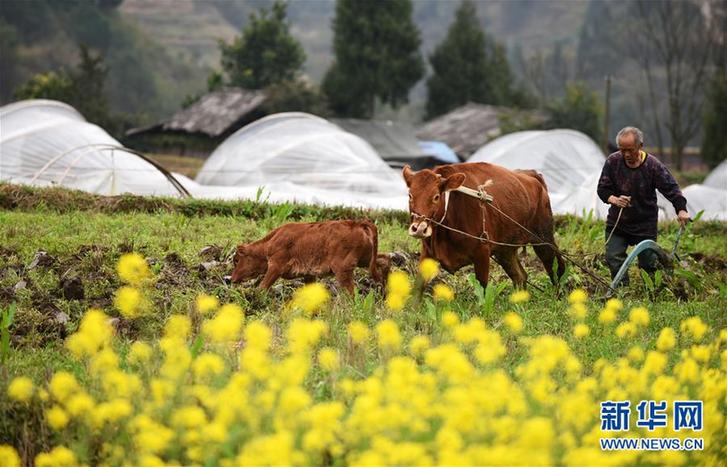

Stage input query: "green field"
[{"left": 1, "top": 185, "right": 725, "bottom": 465}]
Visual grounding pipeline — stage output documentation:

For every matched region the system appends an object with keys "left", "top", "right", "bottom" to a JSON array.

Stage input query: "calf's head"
[
  {"left": 231, "top": 245, "right": 267, "bottom": 283},
  {"left": 402, "top": 165, "right": 465, "bottom": 238}
]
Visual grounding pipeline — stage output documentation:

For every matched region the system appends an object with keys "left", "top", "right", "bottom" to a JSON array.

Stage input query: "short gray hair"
[{"left": 616, "top": 126, "right": 644, "bottom": 146}]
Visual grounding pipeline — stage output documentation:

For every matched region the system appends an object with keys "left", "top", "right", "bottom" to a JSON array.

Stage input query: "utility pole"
[{"left": 602, "top": 75, "right": 611, "bottom": 154}]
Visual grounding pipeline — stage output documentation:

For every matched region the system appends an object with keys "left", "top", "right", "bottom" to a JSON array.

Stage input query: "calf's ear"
[
  {"left": 402, "top": 165, "right": 414, "bottom": 187},
  {"left": 441, "top": 173, "right": 466, "bottom": 192}
]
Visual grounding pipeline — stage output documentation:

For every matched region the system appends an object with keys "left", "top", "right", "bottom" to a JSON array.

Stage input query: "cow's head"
[
  {"left": 403, "top": 165, "right": 465, "bottom": 238},
  {"left": 231, "top": 244, "right": 267, "bottom": 283}
]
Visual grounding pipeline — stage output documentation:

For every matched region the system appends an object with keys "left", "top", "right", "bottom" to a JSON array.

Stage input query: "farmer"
[{"left": 597, "top": 126, "right": 690, "bottom": 285}]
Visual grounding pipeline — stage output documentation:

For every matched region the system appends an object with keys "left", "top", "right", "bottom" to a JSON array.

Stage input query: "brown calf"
[{"left": 231, "top": 220, "right": 388, "bottom": 294}]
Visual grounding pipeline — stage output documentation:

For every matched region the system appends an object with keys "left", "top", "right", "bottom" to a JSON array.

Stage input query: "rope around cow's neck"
[{"left": 418, "top": 193, "right": 614, "bottom": 291}]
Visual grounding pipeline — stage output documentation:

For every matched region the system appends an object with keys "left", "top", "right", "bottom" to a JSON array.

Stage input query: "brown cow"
[
  {"left": 403, "top": 162, "right": 565, "bottom": 288},
  {"left": 231, "top": 220, "right": 389, "bottom": 294}
]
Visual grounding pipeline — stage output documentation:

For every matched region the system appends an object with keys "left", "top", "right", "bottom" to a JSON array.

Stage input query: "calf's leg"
[{"left": 259, "top": 264, "right": 282, "bottom": 289}]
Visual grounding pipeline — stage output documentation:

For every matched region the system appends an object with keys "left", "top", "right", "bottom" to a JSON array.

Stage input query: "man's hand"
[
  {"left": 677, "top": 210, "right": 690, "bottom": 227},
  {"left": 608, "top": 195, "right": 631, "bottom": 208}
]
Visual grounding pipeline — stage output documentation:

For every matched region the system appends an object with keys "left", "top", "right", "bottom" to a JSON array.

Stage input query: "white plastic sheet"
[
  {"left": 194, "top": 112, "right": 408, "bottom": 209},
  {"left": 0, "top": 99, "right": 184, "bottom": 196}
]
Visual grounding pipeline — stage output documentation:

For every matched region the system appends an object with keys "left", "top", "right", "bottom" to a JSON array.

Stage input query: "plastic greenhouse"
[
  {"left": 678, "top": 160, "right": 727, "bottom": 220},
  {"left": 0, "top": 100, "right": 188, "bottom": 197},
  {"left": 194, "top": 112, "right": 408, "bottom": 210}
]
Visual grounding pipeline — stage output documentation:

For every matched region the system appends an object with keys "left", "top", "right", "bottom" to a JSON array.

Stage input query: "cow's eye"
[{"left": 433, "top": 193, "right": 440, "bottom": 203}]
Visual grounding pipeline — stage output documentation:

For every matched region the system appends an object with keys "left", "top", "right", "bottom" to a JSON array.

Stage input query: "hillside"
[{"left": 120, "top": 0, "right": 587, "bottom": 87}]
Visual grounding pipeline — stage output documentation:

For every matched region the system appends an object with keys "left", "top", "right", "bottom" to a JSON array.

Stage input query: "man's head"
[
  {"left": 616, "top": 126, "right": 644, "bottom": 166},
  {"left": 402, "top": 165, "right": 465, "bottom": 238}
]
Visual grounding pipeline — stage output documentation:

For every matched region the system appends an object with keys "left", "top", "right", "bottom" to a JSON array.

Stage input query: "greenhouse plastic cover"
[
  {"left": 469, "top": 129, "right": 685, "bottom": 219},
  {"left": 0, "top": 100, "right": 184, "bottom": 196},
  {"left": 677, "top": 160, "right": 727, "bottom": 220},
  {"left": 194, "top": 112, "right": 408, "bottom": 209}
]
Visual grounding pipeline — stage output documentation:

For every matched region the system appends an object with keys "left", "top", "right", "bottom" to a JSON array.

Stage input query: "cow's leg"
[
  {"left": 333, "top": 267, "right": 355, "bottom": 295},
  {"left": 259, "top": 264, "right": 282, "bottom": 289},
  {"left": 472, "top": 246, "right": 492, "bottom": 288},
  {"left": 495, "top": 248, "right": 527, "bottom": 289},
  {"left": 534, "top": 243, "right": 566, "bottom": 285}
]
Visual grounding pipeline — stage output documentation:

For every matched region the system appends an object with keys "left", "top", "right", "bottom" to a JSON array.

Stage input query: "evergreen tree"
[
  {"left": 701, "top": 74, "right": 727, "bottom": 168},
  {"left": 323, "top": 0, "right": 423, "bottom": 118},
  {"left": 425, "top": 0, "right": 517, "bottom": 119},
  {"left": 545, "top": 82, "right": 602, "bottom": 142},
  {"left": 220, "top": 1, "right": 305, "bottom": 89}
]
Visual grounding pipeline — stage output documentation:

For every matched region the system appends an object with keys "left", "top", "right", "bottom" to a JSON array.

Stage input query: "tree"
[
  {"left": 701, "top": 0, "right": 727, "bottom": 169},
  {"left": 627, "top": 0, "right": 716, "bottom": 170},
  {"left": 323, "top": 0, "right": 423, "bottom": 118},
  {"left": 701, "top": 74, "right": 727, "bottom": 168},
  {"left": 14, "top": 44, "right": 112, "bottom": 129},
  {"left": 219, "top": 1, "right": 305, "bottom": 89},
  {"left": 545, "top": 82, "right": 602, "bottom": 142},
  {"left": 263, "top": 78, "right": 329, "bottom": 116},
  {"left": 425, "top": 0, "right": 519, "bottom": 119}
]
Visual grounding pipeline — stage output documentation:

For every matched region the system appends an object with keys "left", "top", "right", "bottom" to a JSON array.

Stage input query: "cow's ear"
[
  {"left": 442, "top": 173, "right": 466, "bottom": 192},
  {"left": 402, "top": 165, "right": 414, "bottom": 187}
]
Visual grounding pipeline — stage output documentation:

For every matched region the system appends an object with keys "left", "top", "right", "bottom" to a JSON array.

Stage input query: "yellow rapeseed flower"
[
  {"left": 245, "top": 320, "right": 272, "bottom": 350},
  {"left": 35, "top": 446, "right": 77, "bottom": 467},
  {"left": 202, "top": 304, "right": 244, "bottom": 343},
  {"left": 49, "top": 372, "right": 78, "bottom": 403},
  {"left": 568, "top": 288, "right": 588, "bottom": 304},
  {"left": 348, "top": 321, "right": 370, "bottom": 344},
  {"left": 433, "top": 284, "right": 454, "bottom": 302},
  {"left": 573, "top": 323, "right": 590, "bottom": 338},
  {"left": 441, "top": 310, "right": 459, "bottom": 328},
  {"left": 629, "top": 307, "right": 650, "bottom": 327},
  {"left": 117, "top": 252, "right": 150, "bottom": 285},
  {"left": 503, "top": 311, "right": 524, "bottom": 333},
  {"left": 0, "top": 445, "right": 21, "bottom": 467},
  {"left": 509, "top": 290, "right": 531, "bottom": 304},
  {"left": 46, "top": 405, "right": 70, "bottom": 430},
  {"left": 419, "top": 258, "right": 439, "bottom": 282},
  {"left": 615, "top": 322, "right": 637, "bottom": 339},
  {"left": 127, "top": 341, "right": 153, "bottom": 365},
  {"left": 192, "top": 353, "right": 225, "bottom": 379},
  {"left": 680, "top": 316, "right": 708, "bottom": 341},
  {"left": 627, "top": 346, "right": 645, "bottom": 363},
  {"left": 289, "top": 283, "right": 330, "bottom": 316},
  {"left": 7, "top": 376, "right": 33, "bottom": 403},
  {"left": 195, "top": 293, "right": 219, "bottom": 314},
  {"left": 409, "top": 335, "right": 430, "bottom": 356},
  {"left": 164, "top": 314, "right": 191, "bottom": 340},
  {"left": 114, "top": 286, "right": 146, "bottom": 318},
  {"left": 656, "top": 327, "right": 676, "bottom": 352},
  {"left": 598, "top": 307, "right": 617, "bottom": 325},
  {"left": 318, "top": 347, "right": 340, "bottom": 372},
  {"left": 385, "top": 293, "right": 406, "bottom": 311},
  {"left": 387, "top": 270, "right": 411, "bottom": 297},
  {"left": 376, "top": 319, "right": 401, "bottom": 352}
]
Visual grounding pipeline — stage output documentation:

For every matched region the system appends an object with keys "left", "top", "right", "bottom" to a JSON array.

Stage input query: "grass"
[{"left": 0, "top": 185, "right": 725, "bottom": 463}]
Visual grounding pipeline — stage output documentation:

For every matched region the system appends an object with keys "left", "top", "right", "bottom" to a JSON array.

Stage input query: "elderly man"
[{"left": 597, "top": 126, "right": 690, "bottom": 285}]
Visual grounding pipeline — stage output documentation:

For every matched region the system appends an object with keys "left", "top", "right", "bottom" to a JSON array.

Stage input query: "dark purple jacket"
[{"left": 597, "top": 152, "right": 687, "bottom": 239}]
